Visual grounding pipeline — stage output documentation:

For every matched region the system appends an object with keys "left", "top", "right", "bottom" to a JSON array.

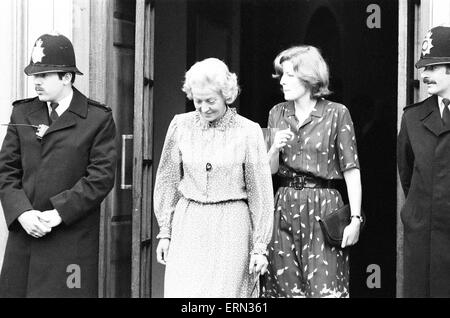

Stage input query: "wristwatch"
[{"left": 351, "top": 215, "right": 364, "bottom": 223}]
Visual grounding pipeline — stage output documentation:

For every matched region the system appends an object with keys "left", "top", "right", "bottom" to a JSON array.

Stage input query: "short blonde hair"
[
  {"left": 273, "top": 45, "right": 331, "bottom": 98},
  {"left": 182, "top": 58, "right": 240, "bottom": 104}
]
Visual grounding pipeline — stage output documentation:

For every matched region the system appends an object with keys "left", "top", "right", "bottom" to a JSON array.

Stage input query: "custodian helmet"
[
  {"left": 24, "top": 32, "right": 83, "bottom": 76},
  {"left": 416, "top": 26, "right": 450, "bottom": 69}
]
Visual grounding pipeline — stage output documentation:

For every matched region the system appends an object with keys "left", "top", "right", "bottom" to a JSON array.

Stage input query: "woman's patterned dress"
[
  {"left": 263, "top": 99, "right": 360, "bottom": 298},
  {"left": 154, "top": 108, "right": 274, "bottom": 298}
]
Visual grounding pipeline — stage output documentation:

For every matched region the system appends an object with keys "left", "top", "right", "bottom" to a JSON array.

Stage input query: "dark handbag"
[{"left": 317, "top": 204, "right": 366, "bottom": 247}]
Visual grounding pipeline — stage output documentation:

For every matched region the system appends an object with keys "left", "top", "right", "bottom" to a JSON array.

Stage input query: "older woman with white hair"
[{"left": 153, "top": 58, "right": 274, "bottom": 298}]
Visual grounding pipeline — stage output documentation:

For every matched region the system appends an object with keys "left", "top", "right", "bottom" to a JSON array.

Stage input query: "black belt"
[{"left": 279, "top": 175, "right": 338, "bottom": 190}]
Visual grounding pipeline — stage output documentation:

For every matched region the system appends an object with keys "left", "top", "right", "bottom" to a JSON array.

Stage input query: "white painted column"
[
  {"left": 430, "top": 0, "right": 450, "bottom": 26},
  {"left": 72, "top": 0, "right": 90, "bottom": 96},
  {"left": 396, "top": 0, "right": 409, "bottom": 299}
]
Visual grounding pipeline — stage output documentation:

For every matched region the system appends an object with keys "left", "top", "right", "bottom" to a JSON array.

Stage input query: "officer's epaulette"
[
  {"left": 87, "top": 99, "right": 111, "bottom": 112},
  {"left": 12, "top": 97, "right": 38, "bottom": 106},
  {"left": 403, "top": 99, "right": 425, "bottom": 111}
]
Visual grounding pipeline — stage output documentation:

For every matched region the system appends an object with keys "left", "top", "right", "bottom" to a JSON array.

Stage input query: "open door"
[
  {"left": 91, "top": 0, "right": 154, "bottom": 298},
  {"left": 132, "top": 0, "right": 155, "bottom": 298}
]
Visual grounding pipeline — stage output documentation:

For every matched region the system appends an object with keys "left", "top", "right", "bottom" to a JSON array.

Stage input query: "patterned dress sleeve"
[
  {"left": 267, "top": 105, "right": 277, "bottom": 129},
  {"left": 244, "top": 122, "right": 274, "bottom": 255},
  {"left": 336, "top": 106, "right": 360, "bottom": 172},
  {"left": 153, "top": 115, "right": 182, "bottom": 239},
  {"left": 266, "top": 105, "right": 281, "bottom": 158}
]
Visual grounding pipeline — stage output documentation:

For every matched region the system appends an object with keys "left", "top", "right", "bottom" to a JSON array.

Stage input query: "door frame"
[
  {"left": 90, "top": 0, "right": 155, "bottom": 298},
  {"left": 89, "top": 0, "right": 114, "bottom": 298},
  {"left": 132, "top": 0, "right": 155, "bottom": 298}
]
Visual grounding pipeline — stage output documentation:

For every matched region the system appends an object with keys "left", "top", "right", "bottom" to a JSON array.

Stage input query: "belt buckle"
[{"left": 293, "top": 176, "right": 305, "bottom": 190}]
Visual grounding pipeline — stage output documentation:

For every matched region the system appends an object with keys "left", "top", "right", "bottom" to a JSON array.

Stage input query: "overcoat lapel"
[
  {"left": 26, "top": 101, "right": 50, "bottom": 127},
  {"left": 44, "top": 111, "right": 77, "bottom": 136},
  {"left": 421, "top": 95, "right": 449, "bottom": 136},
  {"left": 41, "top": 88, "right": 88, "bottom": 137}
]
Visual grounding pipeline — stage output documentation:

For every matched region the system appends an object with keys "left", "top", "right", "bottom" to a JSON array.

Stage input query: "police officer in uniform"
[
  {"left": 398, "top": 26, "right": 450, "bottom": 297},
  {"left": 0, "top": 33, "right": 117, "bottom": 297}
]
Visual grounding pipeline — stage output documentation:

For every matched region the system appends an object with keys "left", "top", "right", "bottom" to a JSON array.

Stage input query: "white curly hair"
[{"left": 182, "top": 58, "right": 240, "bottom": 104}]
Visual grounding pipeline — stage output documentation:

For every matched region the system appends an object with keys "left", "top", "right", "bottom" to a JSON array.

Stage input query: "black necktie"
[
  {"left": 50, "top": 102, "right": 59, "bottom": 124},
  {"left": 442, "top": 98, "right": 450, "bottom": 126}
]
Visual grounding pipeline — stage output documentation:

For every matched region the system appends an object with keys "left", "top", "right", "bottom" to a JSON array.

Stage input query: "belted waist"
[
  {"left": 182, "top": 195, "right": 248, "bottom": 206},
  {"left": 279, "top": 175, "right": 339, "bottom": 190}
]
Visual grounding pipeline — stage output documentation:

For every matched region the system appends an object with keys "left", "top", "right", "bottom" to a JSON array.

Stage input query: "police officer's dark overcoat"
[
  {"left": 398, "top": 95, "right": 450, "bottom": 297},
  {"left": 0, "top": 88, "right": 116, "bottom": 297}
]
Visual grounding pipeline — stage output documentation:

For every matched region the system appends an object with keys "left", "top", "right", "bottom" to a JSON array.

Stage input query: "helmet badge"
[
  {"left": 31, "top": 39, "right": 45, "bottom": 63},
  {"left": 421, "top": 31, "right": 434, "bottom": 56}
]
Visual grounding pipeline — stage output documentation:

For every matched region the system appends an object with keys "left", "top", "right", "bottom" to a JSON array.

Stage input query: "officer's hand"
[
  {"left": 156, "top": 238, "right": 170, "bottom": 265},
  {"left": 18, "top": 210, "right": 51, "bottom": 238},
  {"left": 39, "top": 209, "right": 62, "bottom": 228}
]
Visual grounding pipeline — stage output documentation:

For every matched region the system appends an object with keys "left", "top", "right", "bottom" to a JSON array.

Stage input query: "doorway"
[
  {"left": 98, "top": 0, "right": 399, "bottom": 298},
  {"left": 239, "top": 0, "right": 398, "bottom": 297},
  {"left": 92, "top": 0, "right": 154, "bottom": 298}
]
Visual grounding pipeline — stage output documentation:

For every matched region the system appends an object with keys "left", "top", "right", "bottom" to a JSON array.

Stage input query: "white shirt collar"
[{"left": 47, "top": 89, "right": 73, "bottom": 117}]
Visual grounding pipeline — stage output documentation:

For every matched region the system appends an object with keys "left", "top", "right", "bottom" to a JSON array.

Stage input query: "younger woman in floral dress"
[{"left": 264, "top": 46, "right": 363, "bottom": 298}]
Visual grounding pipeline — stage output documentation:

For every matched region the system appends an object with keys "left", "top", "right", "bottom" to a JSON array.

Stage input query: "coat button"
[{"left": 206, "top": 163, "right": 212, "bottom": 171}]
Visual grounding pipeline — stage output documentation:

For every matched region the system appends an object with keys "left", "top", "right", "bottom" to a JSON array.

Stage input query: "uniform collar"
[
  {"left": 418, "top": 95, "right": 439, "bottom": 121},
  {"left": 67, "top": 87, "right": 88, "bottom": 118},
  {"left": 420, "top": 95, "right": 450, "bottom": 135},
  {"left": 27, "top": 87, "right": 87, "bottom": 119},
  {"left": 25, "top": 87, "right": 88, "bottom": 138},
  {"left": 47, "top": 89, "right": 73, "bottom": 116}
]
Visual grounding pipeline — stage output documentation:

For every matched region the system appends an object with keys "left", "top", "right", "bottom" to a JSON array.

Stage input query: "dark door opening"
[
  {"left": 151, "top": 0, "right": 398, "bottom": 298},
  {"left": 239, "top": 0, "right": 398, "bottom": 298}
]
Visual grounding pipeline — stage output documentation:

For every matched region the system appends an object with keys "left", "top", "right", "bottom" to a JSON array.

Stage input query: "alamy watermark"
[
  {"left": 66, "top": 264, "right": 81, "bottom": 289},
  {"left": 366, "top": 264, "right": 381, "bottom": 289},
  {"left": 366, "top": 4, "right": 381, "bottom": 29}
]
